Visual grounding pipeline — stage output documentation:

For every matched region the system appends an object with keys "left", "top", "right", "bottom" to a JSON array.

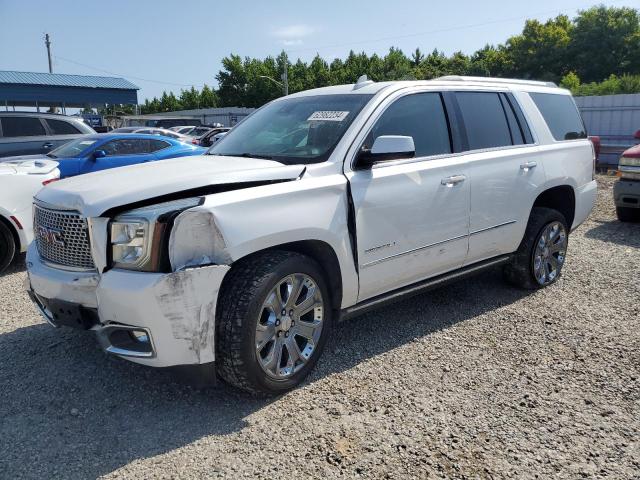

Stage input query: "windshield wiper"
[
  {"left": 46, "top": 153, "right": 57, "bottom": 159},
  {"left": 210, "top": 152, "right": 273, "bottom": 160}
]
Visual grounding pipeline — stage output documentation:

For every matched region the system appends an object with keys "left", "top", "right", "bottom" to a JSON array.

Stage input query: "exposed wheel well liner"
[
  {"left": 0, "top": 214, "right": 20, "bottom": 251},
  {"left": 532, "top": 185, "right": 575, "bottom": 228},
  {"left": 232, "top": 240, "right": 343, "bottom": 312}
]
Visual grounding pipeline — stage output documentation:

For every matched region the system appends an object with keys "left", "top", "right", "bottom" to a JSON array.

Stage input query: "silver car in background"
[{"left": 0, "top": 112, "right": 95, "bottom": 158}]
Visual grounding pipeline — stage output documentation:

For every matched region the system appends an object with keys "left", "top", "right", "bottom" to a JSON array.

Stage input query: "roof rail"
[{"left": 435, "top": 75, "right": 557, "bottom": 88}]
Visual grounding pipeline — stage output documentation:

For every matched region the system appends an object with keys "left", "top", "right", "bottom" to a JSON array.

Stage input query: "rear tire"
[
  {"left": 216, "top": 251, "right": 332, "bottom": 395},
  {"left": 0, "top": 220, "right": 16, "bottom": 274},
  {"left": 616, "top": 206, "right": 640, "bottom": 223},
  {"left": 503, "top": 207, "right": 568, "bottom": 290}
]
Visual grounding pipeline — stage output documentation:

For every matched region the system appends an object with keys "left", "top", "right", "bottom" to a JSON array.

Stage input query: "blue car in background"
[{"left": 39, "top": 134, "right": 206, "bottom": 178}]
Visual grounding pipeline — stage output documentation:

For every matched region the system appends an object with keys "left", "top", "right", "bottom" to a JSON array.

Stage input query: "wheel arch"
[
  {"left": 0, "top": 213, "right": 21, "bottom": 252},
  {"left": 532, "top": 185, "right": 576, "bottom": 229},
  {"left": 229, "top": 239, "right": 344, "bottom": 313}
]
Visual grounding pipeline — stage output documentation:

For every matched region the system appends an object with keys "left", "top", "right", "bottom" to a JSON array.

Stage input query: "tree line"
[{"left": 139, "top": 5, "right": 640, "bottom": 114}]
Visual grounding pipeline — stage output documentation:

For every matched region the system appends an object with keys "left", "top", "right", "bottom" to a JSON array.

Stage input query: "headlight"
[
  {"left": 619, "top": 156, "right": 640, "bottom": 167},
  {"left": 110, "top": 197, "right": 202, "bottom": 271},
  {"left": 111, "top": 219, "right": 149, "bottom": 267}
]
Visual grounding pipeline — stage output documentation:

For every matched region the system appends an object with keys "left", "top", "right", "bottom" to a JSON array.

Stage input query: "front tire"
[
  {"left": 0, "top": 221, "right": 16, "bottom": 274},
  {"left": 504, "top": 207, "right": 568, "bottom": 290},
  {"left": 616, "top": 206, "right": 640, "bottom": 223},
  {"left": 216, "top": 251, "right": 332, "bottom": 395}
]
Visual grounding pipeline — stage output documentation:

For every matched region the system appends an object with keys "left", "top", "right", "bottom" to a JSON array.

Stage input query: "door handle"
[
  {"left": 520, "top": 161, "right": 537, "bottom": 171},
  {"left": 43, "top": 143, "right": 54, "bottom": 149},
  {"left": 441, "top": 174, "right": 466, "bottom": 187}
]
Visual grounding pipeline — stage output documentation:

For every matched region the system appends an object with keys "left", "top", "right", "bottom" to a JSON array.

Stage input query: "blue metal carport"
[{"left": 0, "top": 70, "right": 139, "bottom": 112}]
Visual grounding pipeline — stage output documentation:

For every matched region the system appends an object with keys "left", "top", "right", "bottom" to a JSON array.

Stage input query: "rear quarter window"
[
  {"left": 147, "top": 139, "right": 171, "bottom": 152},
  {"left": 529, "top": 93, "right": 587, "bottom": 141},
  {"left": 46, "top": 119, "right": 81, "bottom": 135}
]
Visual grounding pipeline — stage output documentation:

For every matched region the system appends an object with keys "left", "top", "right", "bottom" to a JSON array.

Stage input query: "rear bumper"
[
  {"left": 613, "top": 179, "right": 640, "bottom": 209},
  {"left": 26, "top": 243, "right": 230, "bottom": 368},
  {"left": 572, "top": 180, "right": 597, "bottom": 231}
]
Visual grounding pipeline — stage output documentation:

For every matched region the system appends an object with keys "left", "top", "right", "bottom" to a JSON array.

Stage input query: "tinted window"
[
  {"left": 456, "top": 92, "right": 512, "bottom": 150},
  {"left": 366, "top": 93, "right": 451, "bottom": 157},
  {"left": 46, "top": 119, "right": 81, "bottom": 135},
  {"left": 499, "top": 94, "right": 524, "bottom": 145},
  {"left": 148, "top": 139, "right": 170, "bottom": 152},
  {"left": 1, "top": 116, "right": 46, "bottom": 137},
  {"left": 530, "top": 93, "right": 587, "bottom": 141},
  {"left": 101, "top": 139, "right": 148, "bottom": 156}
]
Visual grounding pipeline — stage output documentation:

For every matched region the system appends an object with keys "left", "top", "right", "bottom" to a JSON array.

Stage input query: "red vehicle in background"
[{"left": 613, "top": 130, "right": 640, "bottom": 222}]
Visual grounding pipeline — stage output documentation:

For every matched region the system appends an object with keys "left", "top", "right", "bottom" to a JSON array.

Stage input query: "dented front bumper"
[{"left": 26, "top": 243, "right": 230, "bottom": 368}]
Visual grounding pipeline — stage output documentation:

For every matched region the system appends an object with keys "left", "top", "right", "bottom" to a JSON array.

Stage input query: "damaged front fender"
[{"left": 169, "top": 208, "right": 232, "bottom": 271}]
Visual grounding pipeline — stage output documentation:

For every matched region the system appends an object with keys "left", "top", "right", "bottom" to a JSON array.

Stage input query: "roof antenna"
[{"left": 353, "top": 74, "right": 374, "bottom": 90}]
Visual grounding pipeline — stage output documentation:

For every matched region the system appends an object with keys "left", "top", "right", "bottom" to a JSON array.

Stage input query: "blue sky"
[{"left": 0, "top": 0, "right": 631, "bottom": 102}]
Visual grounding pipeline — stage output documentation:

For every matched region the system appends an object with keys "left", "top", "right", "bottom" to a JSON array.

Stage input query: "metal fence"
[{"left": 575, "top": 94, "right": 640, "bottom": 168}]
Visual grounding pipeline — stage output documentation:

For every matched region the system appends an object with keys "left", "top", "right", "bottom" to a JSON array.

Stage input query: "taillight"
[
  {"left": 588, "top": 136, "right": 600, "bottom": 180},
  {"left": 589, "top": 136, "right": 601, "bottom": 158},
  {"left": 42, "top": 178, "right": 58, "bottom": 186}
]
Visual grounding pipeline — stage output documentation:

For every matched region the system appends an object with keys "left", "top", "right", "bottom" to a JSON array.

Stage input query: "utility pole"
[
  {"left": 281, "top": 51, "right": 289, "bottom": 96},
  {"left": 44, "top": 33, "right": 53, "bottom": 73}
]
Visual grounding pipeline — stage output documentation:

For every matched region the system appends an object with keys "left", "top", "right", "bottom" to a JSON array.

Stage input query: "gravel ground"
[{"left": 0, "top": 175, "right": 638, "bottom": 479}]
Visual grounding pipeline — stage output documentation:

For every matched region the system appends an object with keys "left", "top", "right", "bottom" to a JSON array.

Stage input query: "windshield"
[
  {"left": 47, "top": 138, "right": 98, "bottom": 158},
  {"left": 208, "top": 94, "right": 373, "bottom": 164}
]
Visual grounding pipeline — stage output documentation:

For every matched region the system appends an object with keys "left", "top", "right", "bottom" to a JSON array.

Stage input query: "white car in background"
[
  {"left": 169, "top": 126, "right": 197, "bottom": 135},
  {"left": 0, "top": 158, "right": 59, "bottom": 272}
]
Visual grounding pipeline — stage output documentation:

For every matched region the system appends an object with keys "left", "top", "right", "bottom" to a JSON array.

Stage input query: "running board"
[{"left": 340, "top": 255, "right": 511, "bottom": 321}]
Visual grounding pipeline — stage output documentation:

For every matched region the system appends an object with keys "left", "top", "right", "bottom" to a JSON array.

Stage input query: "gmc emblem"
[{"left": 38, "top": 226, "right": 65, "bottom": 247}]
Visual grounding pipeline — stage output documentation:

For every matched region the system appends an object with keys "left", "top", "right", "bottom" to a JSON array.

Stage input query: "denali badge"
[{"left": 37, "top": 226, "right": 65, "bottom": 247}]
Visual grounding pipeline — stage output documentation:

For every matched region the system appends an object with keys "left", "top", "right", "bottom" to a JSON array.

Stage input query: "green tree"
[
  {"left": 569, "top": 6, "right": 640, "bottom": 82},
  {"left": 199, "top": 84, "right": 218, "bottom": 108},
  {"left": 560, "top": 71, "right": 581, "bottom": 91},
  {"left": 505, "top": 15, "right": 573, "bottom": 81},
  {"left": 144, "top": 5, "right": 640, "bottom": 110}
]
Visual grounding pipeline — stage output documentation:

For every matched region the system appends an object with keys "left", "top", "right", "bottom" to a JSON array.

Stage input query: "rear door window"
[
  {"left": 499, "top": 94, "right": 524, "bottom": 145},
  {"left": 455, "top": 92, "right": 512, "bottom": 150},
  {"left": 1, "top": 116, "right": 46, "bottom": 137},
  {"left": 529, "top": 92, "right": 587, "bottom": 141},
  {"left": 366, "top": 92, "right": 452, "bottom": 157},
  {"left": 46, "top": 119, "right": 81, "bottom": 135}
]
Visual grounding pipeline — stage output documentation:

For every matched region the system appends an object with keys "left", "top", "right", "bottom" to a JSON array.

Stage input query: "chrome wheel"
[
  {"left": 533, "top": 221, "right": 567, "bottom": 285},
  {"left": 255, "top": 273, "right": 324, "bottom": 379}
]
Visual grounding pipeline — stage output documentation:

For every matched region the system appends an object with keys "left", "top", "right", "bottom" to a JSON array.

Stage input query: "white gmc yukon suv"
[{"left": 27, "top": 76, "right": 597, "bottom": 394}]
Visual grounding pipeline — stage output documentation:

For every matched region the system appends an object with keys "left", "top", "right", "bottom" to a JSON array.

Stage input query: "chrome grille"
[{"left": 34, "top": 205, "right": 95, "bottom": 269}]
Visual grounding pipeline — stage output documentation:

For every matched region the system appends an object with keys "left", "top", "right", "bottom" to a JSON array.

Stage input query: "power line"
[{"left": 53, "top": 55, "right": 207, "bottom": 89}]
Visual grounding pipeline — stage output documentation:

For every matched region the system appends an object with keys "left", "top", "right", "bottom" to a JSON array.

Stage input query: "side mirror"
[
  {"left": 93, "top": 149, "right": 106, "bottom": 159},
  {"left": 357, "top": 135, "right": 415, "bottom": 168},
  {"left": 634, "top": 129, "right": 640, "bottom": 140}
]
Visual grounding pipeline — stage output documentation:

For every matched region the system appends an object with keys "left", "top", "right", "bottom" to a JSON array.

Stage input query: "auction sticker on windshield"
[{"left": 307, "top": 111, "right": 350, "bottom": 122}]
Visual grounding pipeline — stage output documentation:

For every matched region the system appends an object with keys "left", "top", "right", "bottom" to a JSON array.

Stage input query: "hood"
[
  {"left": 0, "top": 156, "right": 59, "bottom": 175},
  {"left": 35, "top": 154, "right": 305, "bottom": 217},
  {"left": 622, "top": 143, "right": 640, "bottom": 159}
]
